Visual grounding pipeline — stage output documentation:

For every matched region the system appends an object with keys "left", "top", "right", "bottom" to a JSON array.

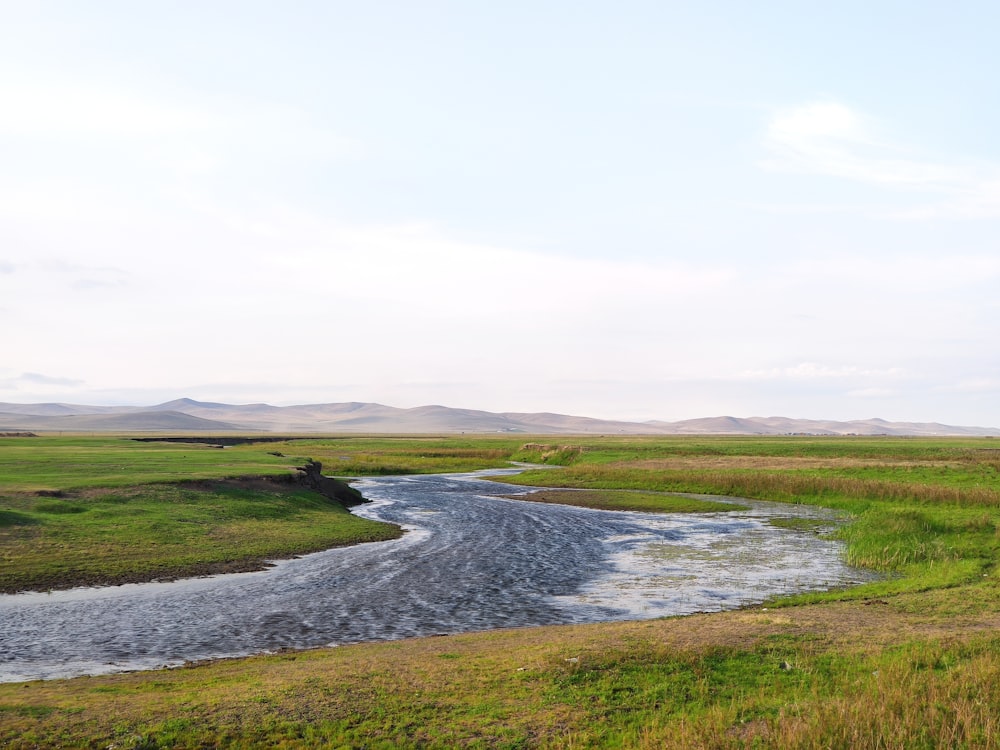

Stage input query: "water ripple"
[{"left": 0, "top": 469, "right": 871, "bottom": 682}]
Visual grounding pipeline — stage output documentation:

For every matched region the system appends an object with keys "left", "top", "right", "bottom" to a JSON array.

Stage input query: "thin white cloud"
[
  {"left": 187, "top": 202, "right": 740, "bottom": 315},
  {"left": 0, "top": 181, "right": 148, "bottom": 224},
  {"left": 0, "top": 75, "right": 360, "bottom": 174},
  {"left": 764, "top": 101, "right": 961, "bottom": 186},
  {"left": 1, "top": 372, "right": 85, "bottom": 390},
  {"left": 782, "top": 253, "right": 1000, "bottom": 292},
  {"left": 0, "top": 257, "right": 131, "bottom": 291},
  {"left": 0, "top": 186, "right": 749, "bottom": 409},
  {"left": 896, "top": 178, "right": 1000, "bottom": 220},
  {"left": 19, "top": 372, "right": 84, "bottom": 387},
  {"left": 847, "top": 387, "right": 898, "bottom": 398},
  {"left": 762, "top": 100, "right": 1000, "bottom": 218},
  {"left": 936, "top": 378, "right": 1000, "bottom": 394},
  {"left": 737, "top": 363, "right": 906, "bottom": 381},
  {"left": 0, "top": 80, "right": 222, "bottom": 139}
]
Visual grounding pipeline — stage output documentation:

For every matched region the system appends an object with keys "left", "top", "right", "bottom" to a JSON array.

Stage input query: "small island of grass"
[{"left": 502, "top": 488, "right": 748, "bottom": 513}]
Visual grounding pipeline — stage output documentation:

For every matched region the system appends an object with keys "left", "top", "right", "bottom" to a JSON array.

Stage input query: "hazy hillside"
[
  {"left": 0, "top": 408, "right": 240, "bottom": 432},
  {"left": 1, "top": 400, "right": 998, "bottom": 436}
]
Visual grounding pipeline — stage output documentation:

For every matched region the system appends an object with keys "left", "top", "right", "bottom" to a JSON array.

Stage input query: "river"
[{"left": 0, "top": 469, "right": 872, "bottom": 682}]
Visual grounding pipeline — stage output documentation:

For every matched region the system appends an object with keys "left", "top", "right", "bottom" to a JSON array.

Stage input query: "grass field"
[
  {"left": 2, "top": 433, "right": 1000, "bottom": 747},
  {"left": 0, "top": 436, "right": 404, "bottom": 593},
  {"left": 495, "top": 436, "right": 1000, "bottom": 602}
]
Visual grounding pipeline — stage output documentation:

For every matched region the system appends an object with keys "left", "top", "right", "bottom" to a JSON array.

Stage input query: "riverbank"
[
  {"left": 0, "top": 476, "right": 402, "bottom": 594},
  {"left": 2, "top": 469, "right": 865, "bottom": 685},
  {"left": 3, "top": 582, "right": 999, "bottom": 748},
  {"left": 0, "top": 436, "right": 411, "bottom": 593}
]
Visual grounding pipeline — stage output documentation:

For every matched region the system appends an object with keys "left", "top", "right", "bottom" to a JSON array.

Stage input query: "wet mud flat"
[{"left": 0, "top": 469, "right": 872, "bottom": 683}]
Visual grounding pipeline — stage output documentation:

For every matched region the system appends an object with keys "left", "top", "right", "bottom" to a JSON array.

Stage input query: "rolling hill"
[{"left": 1, "top": 399, "right": 998, "bottom": 436}]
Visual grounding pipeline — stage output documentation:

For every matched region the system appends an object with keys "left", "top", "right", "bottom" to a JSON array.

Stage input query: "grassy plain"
[
  {"left": 0, "top": 436, "right": 404, "bottom": 593},
  {"left": 3, "top": 433, "right": 1000, "bottom": 747}
]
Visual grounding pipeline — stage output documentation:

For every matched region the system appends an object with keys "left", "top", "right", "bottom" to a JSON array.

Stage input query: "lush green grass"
[
  {"left": 0, "top": 478, "right": 402, "bottom": 593},
  {"left": 5, "top": 433, "right": 1000, "bottom": 747},
  {"left": 0, "top": 436, "right": 298, "bottom": 491},
  {"left": 258, "top": 436, "right": 522, "bottom": 476},
  {"left": 0, "top": 436, "right": 411, "bottom": 593},
  {"left": 0, "top": 435, "right": 525, "bottom": 491}
]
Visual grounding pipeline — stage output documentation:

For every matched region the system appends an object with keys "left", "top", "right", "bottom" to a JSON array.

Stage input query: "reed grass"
[
  {"left": 494, "top": 437, "right": 1000, "bottom": 600},
  {"left": 498, "top": 465, "right": 1000, "bottom": 508}
]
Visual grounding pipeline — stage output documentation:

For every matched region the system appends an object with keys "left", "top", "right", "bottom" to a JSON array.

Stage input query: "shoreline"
[{"left": 0, "top": 475, "right": 403, "bottom": 595}]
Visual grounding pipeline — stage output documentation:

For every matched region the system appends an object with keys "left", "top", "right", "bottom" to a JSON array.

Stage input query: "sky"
[{"left": 2, "top": 1, "right": 999, "bottom": 426}]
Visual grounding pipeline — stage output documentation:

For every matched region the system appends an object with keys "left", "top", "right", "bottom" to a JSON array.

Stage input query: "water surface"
[{"left": 0, "top": 469, "right": 871, "bottom": 682}]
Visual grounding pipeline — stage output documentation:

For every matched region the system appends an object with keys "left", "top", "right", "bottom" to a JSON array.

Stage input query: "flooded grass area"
[
  {"left": 494, "top": 436, "right": 1000, "bottom": 602},
  {"left": 549, "top": 496, "right": 873, "bottom": 619}
]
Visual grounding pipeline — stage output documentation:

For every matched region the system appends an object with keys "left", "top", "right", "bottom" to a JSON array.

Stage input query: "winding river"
[{"left": 0, "top": 469, "right": 872, "bottom": 683}]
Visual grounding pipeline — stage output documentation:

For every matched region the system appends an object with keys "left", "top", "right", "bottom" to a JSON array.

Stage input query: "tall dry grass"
[
  {"left": 629, "top": 640, "right": 1000, "bottom": 749},
  {"left": 509, "top": 464, "right": 1000, "bottom": 508}
]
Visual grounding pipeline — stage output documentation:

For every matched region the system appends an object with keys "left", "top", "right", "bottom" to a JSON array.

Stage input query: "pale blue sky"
[{"left": 2, "top": 1, "right": 998, "bottom": 425}]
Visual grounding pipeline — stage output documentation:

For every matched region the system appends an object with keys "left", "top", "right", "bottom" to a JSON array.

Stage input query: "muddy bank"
[
  {"left": 1, "top": 557, "right": 284, "bottom": 595},
  {"left": 288, "top": 459, "right": 367, "bottom": 507}
]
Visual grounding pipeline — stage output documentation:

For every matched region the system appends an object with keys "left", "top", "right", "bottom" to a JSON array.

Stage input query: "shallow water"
[{"left": 0, "top": 469, "right": 872, "bottom": 682}]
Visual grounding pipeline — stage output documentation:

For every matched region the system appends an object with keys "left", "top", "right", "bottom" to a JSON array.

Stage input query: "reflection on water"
[
  {"left": 0, "top": 469, "right": 873, "bottom": 682},
  {"left": 552, "top": 502, "right": 857, "bottom": 617}
]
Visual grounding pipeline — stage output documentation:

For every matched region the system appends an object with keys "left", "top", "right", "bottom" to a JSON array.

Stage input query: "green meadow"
[
  {"left": 2, "top": 433, "right": 1000, "bottom": 747},
  {"left": 0, "top": 436, "right": 404, "bottom": 593}
]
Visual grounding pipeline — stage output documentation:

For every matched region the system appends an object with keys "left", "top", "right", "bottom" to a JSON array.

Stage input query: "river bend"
[{"left": 0, "top": 470, "right": 870, "bottom": 682}]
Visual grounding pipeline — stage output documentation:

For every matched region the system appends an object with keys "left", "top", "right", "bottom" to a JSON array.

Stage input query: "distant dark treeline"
[{"left": 131, "top": 436, "right": 317, "bottom": 447}]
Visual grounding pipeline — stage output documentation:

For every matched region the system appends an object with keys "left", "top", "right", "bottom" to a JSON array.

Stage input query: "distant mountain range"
[{"left": 1, "top": 398, "right": 998, "bottom": 436}]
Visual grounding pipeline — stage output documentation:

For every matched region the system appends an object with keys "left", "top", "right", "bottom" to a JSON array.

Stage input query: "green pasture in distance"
[
  {"left": 543, "top": 433, "right": 1000, "bottom": 462},
  {"left": 261, "top": 435, "right": 523, "bottom": 475},
  {"left": 0, "top": 434, "right": 530, "bottom": 491},
  {"left": 5, "top": 433, "right": 984, "bottom": 490},
  {"left": 0, "top": 436, "right": 298, "bottom": 491}
]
